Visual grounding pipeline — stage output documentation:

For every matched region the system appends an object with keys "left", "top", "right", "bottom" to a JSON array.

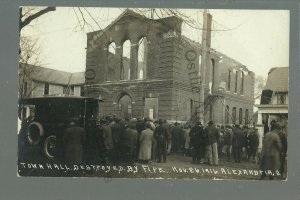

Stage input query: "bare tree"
[
  {"left": 19, "top": 7, "right": 56, "bottom": 56},
  {"left": 18, "top": 7, "right": 59, "bottom": 99},
  {"left": 254, "top": 75, "right": 267, "bottom": 100},
  {"left": 18, "top": 36, "right": 41, "bottom": 99}
]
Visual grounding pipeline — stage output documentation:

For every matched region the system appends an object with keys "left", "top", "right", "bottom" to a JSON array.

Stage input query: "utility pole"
[{"left": 199, "top": 9, "right": 208, "bottom": 124}]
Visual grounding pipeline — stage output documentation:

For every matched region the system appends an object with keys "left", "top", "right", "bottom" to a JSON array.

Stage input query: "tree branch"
[{"left": 20, "top": 7, "right": 56, "bottom": 31}]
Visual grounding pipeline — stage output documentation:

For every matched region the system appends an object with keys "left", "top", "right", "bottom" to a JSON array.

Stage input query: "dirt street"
[{"left": 89, "top": 154, "right": 268, "bottom": 180}]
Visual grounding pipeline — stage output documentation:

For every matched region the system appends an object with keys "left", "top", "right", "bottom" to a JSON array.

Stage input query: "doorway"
[{"left": 118, "top": 94, "right": 132, "bottom": 119}]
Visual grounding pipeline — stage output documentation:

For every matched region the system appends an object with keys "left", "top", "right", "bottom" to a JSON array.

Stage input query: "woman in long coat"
[{"left": 138, "top": 123, "right": 154, "bottom": 162}]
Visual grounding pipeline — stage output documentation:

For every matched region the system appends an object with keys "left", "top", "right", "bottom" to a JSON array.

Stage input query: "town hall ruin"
[{"left": 83, "top": 9, "right": 255, "bottom": 125}]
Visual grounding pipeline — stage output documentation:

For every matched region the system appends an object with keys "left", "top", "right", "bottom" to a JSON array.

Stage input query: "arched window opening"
[
  {"left": 245, "top": 109, "right": 249, "bottom": 125},
  {"left": 240, "top": 71, "right": 244, "bottom": 95},
  {"left": 239, "top": 108, "right": 243, "bottom": 124},
  {"left": 138, "top": 37, "right": 148, "bottom": 79},
  {"left": 107, "top": 42, "right": 116, "bottom": 81},
  {"left": 225, "top": 105, "right": 230, "bottom": 124},
  {"left": 232, "top": 107, "right": 236, "bottom": 124},
  {"left": 209, "top": 59, "right": 215, "bottom": 94},
  {"left": 108, "top": 42, "right": 116, "bottom": 55},
  {"left": 198, "top": 55, "right": 202, "bottom": 77},
  {"left": 235, "top": 70, "right": 238, "bottom": 93},
  {"left": 228, "top": 70, "right": 231, "bottom": 91},
  {"left": 118, "top": 94, "right": 132, "bottom": 119},
  {"left": 122, "top": 40, "right": 131, "bottom": 80}
]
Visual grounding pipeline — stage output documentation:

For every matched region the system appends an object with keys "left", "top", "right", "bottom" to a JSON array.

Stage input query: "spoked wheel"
[{"left": 43, "top": 135, "right": 56, "bottom": 159}]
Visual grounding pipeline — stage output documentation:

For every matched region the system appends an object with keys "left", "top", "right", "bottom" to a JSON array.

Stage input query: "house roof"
[
  {"left": 264, "top": 67, "right": 288, "bottom": 92},
  {"left": 19, "top": 63, "right": 85, "bottom": 85}
]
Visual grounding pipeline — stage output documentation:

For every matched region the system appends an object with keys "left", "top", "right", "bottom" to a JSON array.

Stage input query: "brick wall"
[{"left": 84, "top": 10, "right": 255, "bottom": 124}]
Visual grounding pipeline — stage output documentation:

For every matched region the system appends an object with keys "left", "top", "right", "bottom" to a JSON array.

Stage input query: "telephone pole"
[
  {"left": 199, "top": 9, "right": 208, "bottom": 124},
  {"left": 199, "top": 9, "right": 212, "bottom": 124}
]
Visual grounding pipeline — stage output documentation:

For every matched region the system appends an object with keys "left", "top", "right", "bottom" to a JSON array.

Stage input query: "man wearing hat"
[
  {"left": 63, "top": 120, "right": 86, "bottom": 165},
  {"left": 260, "top": 122, "right": 282, "bottom": 180},
  {"left": 205, "top": 120, "right": 220, "bottom": 166},
  {"left": 232, "top": 124, "right": 243, "bottom": 163},
  {"left": 189, "top": 121, "right": 206, "bottom": 164},
  {"left": 154, "top": 119, "right": 169, "bottom": 163},
  {"left": 122, "top": 118, "right": 138, "bottom": 163}
]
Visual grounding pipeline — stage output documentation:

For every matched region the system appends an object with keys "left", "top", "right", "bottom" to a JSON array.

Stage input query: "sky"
[{"left": 21, "top": 7, "right": 290, "bottom": 77}]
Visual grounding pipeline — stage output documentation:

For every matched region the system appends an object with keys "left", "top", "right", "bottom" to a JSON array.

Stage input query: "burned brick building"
[{"left": 84, "top": 9, "right": 255, "bottom": 124}]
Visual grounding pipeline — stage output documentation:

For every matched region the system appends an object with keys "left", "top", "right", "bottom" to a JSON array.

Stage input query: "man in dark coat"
[
  {"left": 101, "top": 119, "right": 114, "bottom": 163},
  {"left": 110, "top": 118, "right": 124, "bottom": 163},
  {"left": 278, "top": 129, "right": 287, "bottom": 179},
  {"left": 244, "top": 127, "right": 252, "bottom": 160},
  {"left": 260, "top": 122, "right": 282, "bottom": 180},
  {"left": 222, "top": 126, "right": 233, "bottom": 161},
  {"left": 189, "top": 123, "right": 200, "bottom": 164},
  {"left": 171, "top": 122, "right": 183, "bottom": 154},
  {"left": 121, "top": 118, "right": 138, "bottom": 163},
  {"left": 248, "top": 128, "right": 259, "bottom": 161},
  {"left": 205, "top": 121, "right": 220, "bottom": 166},
  {"left": 241, "top": 126, "right": 249, "bottom": 160},
  {"left": 63, "top": 120, "right": 86, "bottom": 165},
  {"left": 189, "top": 122, "right": 206, "bottom": 164},
  {"left": 154, "top": 119, "right": 169, "bottom": 163},
  {"left": 136, "top": 118, "right": 145, "bottom": 159},
  {"left": 232, "top": 125, "right": 243, "bottom": 163},
  {"left": 162, "top": 119, "right": 171, "bottom": 154}
]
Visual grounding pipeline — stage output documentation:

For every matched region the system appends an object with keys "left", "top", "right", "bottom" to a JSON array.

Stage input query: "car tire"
[
  {"left": 43, "top": 135, "right": 57, "bottom": 159},
  {"left": 27, "top": 122, "right": 44, "bottom": 145}
]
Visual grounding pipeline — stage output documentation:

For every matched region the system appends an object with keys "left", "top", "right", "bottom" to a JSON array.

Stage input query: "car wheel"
[
  {"left": 43, "top": 135, "right": 56, "bottom": 159},
  {"left": 27, "top": 122, "right": 44, "bottom": 145}
]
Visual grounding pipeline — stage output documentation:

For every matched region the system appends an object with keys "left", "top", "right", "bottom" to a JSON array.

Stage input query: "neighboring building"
[
  {"left": 83, "top": 9, "right": 255, "bottom": 124},
  {"left": 19, "top": 63, "right": 84, "bottom": 98},
  {"left": 256, "top": 67, "right": 288, "bottom": 149}
]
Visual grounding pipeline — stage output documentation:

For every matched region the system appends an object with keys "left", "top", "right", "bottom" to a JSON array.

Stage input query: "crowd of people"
[{"left": 62, "top": 116, "right": 287, "bottom": 179}]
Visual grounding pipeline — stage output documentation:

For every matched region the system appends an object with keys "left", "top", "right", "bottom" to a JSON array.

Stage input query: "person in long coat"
[
  {"left": 278, "top": 129, "right": 287, "bottom": 179},
  {"left": 122, "top": 118, "right": 138, "bottom": 163},
  {"left": 260, "top": 122, "right": 282, "bottom": 180},
  {"left": 171, "top": 123, "right": 183, "bottom": 153},
  {"left": 110, "top": 118, "right": 124, "bottom": 163},
  {"left": 232, "top": 125, "right": 243, "bottom": 163},
  {"left": 205, "top": 121, "right": 220, "bottom": 165},
  {"left": 63, "top": 120, "right": 86, "bottom": 165},
  {"left": 102, "top": 120, "right": 114, "bottom": 163},
  {"left": 222, "top": 126, "right": 233, "bottom": 161},
  {"left": 189, "top": 122, "right": 206, "bottom": 163},
  {"left": 154, "top": 119, "right": 169, "bottom": 163},
  {"left": 138, "top": 123, "right": 154, "bottom": 162},
  {"left": 248, "top": 129, "right": 259, "bottom": 161},
  {"left": 162, "top": 119, "right": 171, "bottom": 154},
  {"left": 183, "top": 125, "right": 191, "bottom": 156},
  {"left": 136, "top": 118, "right": 145, "bottom": 160}
]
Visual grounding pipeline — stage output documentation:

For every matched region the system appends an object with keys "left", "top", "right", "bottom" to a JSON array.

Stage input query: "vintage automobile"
[{"left": 18, "top": 96, "right": 102, "bottom": 163}]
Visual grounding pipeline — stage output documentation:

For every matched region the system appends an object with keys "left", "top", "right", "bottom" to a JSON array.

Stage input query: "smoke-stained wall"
[{"left": 84, "top": 10, "right": 255, "bottom": 124}]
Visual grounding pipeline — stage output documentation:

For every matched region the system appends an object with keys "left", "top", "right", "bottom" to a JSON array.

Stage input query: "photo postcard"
[{"left": 17, "top": 7, "right": 289, "bottom": 180}]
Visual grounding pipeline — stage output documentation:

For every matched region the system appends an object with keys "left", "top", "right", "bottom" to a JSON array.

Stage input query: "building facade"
[
  {"left": 19, "top": 63, "right": 84, "bottom": 98},
  {"left": 256, "top": 67, "right": 288, "bottom": 149},
  {"left": 84, "top": 10, "right": 255, "bottom": 124}
]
